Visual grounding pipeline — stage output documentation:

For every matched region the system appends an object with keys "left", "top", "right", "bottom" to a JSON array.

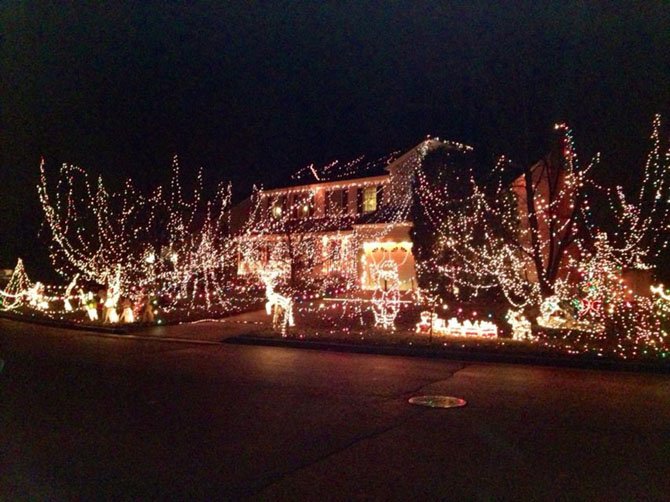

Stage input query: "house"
[
  {"left": 510, "top": 139, "right": 652, "bottom": 297},
  {"left": 510, "top": 146, "right": 580, "bottom": 286},
  {"left": 232, "top": 138, "right": 472, "bottom": 293},
  {"left": 232, "top": 132, "right": 653, "bottom": 301}
]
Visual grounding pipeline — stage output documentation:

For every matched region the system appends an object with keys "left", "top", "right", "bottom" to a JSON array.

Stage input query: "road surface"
[{"left": 1, "top": 319, "right": 669, "bottom": 500}]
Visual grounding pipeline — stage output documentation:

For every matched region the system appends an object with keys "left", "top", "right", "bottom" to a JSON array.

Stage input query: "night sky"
[{"left": 1, "top": 1, "right": 669, "bottom": 275}]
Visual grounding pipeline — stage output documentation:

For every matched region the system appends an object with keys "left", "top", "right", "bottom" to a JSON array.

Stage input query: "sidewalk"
[
  {"left": 154, "top": 311, "right": 670, "bottom": 374},
  {"left": 0, "top": 309, "right": 272, "bottom": 345},
  {"left": 129, "top": 309, "right": 273, "bottom": 343},
  {"left": 3, "top": 309, "right": 670, "bottom": 373}
]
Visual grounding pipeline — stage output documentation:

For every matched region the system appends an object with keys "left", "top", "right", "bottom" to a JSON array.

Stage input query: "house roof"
[
  {"left": 229, "top": 137, "right": 474, "bottom": 234},
  {"left": 258, "top": 137, "right": 474, "bottom": 194},
  {"left": 260, "top": 174, "right": 389, "bottom": 196}
]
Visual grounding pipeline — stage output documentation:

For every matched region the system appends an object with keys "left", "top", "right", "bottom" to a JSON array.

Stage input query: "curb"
[
  {"left": 0, "top": 312, "right": 150, "bottom": 334},
  {"left": 3, "top": 312, "right": 669, "bottom": 374},
  {"left": 0, "top": 309, "right": 263, "bottom": 334},
  {"left": 225, "top": 335, "right": 670, "bottom": 374}
]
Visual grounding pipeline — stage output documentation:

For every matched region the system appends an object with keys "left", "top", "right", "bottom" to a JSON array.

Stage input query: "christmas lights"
[
  {"left": 37, "top": 156, "right": 236, "bottom": 320},
  {"left": 0, "top": 259, "right": 32, "bottom": 311},
  {"left": 370, "top": 259, "right": 401, "bottom": 329},
  {"left": 260, "top": 264, "right": 295, "bottom": 335},
  {"left": 506, "top": 310, "right": 534, "bottom": 341},
  {"left": 0, "top": 117, "right": 666, "bottom": 361},
  {"left": 443, "top": 318, "right": 498, "bottom": 338},
  {"left": 235, "top": 149, "right": 423, "bottom": 332}
]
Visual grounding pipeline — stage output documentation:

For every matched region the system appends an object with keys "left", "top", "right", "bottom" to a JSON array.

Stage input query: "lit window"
[
  {"left": 294, "top": 194, "right": 313, "bottom": 218},
  {"left": 272, "top": 202, "right": 283, "bottom": 219},
  {"left": 363, "top": 186, "right": 377, "bottom": 213}
]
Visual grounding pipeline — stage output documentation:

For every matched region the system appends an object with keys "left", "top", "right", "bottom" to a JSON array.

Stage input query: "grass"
[{"left": 244, "top": 299, "right": 670, "bottom": 364}]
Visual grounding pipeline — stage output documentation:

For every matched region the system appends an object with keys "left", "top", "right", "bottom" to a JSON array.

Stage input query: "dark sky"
[{"left": 1, "top": 1, "right": 670, "bottom": 273}]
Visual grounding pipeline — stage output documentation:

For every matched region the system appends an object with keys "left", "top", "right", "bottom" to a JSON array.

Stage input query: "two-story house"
[{"left": 232, "top": 138, "right": 467, "bottom": 293}]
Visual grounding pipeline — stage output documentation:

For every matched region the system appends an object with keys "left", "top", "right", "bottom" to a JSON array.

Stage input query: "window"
[
  {"left": 330, "top": 239, "right": 341, "bottom": 261},
  {"left": 293, "top": 193, "right": 313, "bottom": 218},
  {"left": 298, "top": 202, "right": 310, "bottom": 218},
  {"left": 271, "top": 198, "right": 284, "bottom": 220},
  {"left": 362, "top": 186, "right": 377, "bottom": 213},
  {"left": 326, "top": 189, "right": 346, "bottom": 213}
]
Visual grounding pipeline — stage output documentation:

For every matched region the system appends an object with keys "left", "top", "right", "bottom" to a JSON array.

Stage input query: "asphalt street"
[{"left": 1, "top": 319, "right": 669, "bottom": 500}]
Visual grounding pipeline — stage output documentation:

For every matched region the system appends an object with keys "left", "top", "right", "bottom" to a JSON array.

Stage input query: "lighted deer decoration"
[
  {"left": 103, "top": 266, "right": 121, "bottom": 324},
  {"left": 259, "top": 265, "right": 295, "bottom": 335},
  {"left": 63, "top": 274, "right": 79, "bottom": 312}
]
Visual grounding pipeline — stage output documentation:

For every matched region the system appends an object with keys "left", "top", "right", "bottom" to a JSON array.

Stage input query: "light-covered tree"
[{"left": 38, "top": 156, "right": 234, "bottom": 313}]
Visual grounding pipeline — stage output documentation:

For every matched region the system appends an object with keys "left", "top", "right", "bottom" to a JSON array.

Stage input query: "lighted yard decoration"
[
  {"left": 79, "top": 290, "right": 99, "bottom": 321},
  {"left": 415, "top": 310, "right": 446, "bottom": 334},
  {"left": 415, "top": 311, "right": 498, "bottom": 337},
  {"left": 536, "top": 294, "right": 593, "bottom": 331},
  {"left": 120, "top": 298, "right": 134, "bottom": 323},
  {"left": 102, "top": 267, "right": 121, "bottom": 324},
  {"left": 446, "top": 318, "right": 498, "bottom": 337},
  {"left": 370, "top": 258, "right": 401, "bottom": 329},
  {"left": 141, "top": 296, "right": 156, "bottom": 323},
  {"left": 259, "top": 263, "right": 295, "bottom": 335},
  {"left": 27, "top": 282, "right": 49, "bottom": 310},
  {"left": 410, "top": 116, "right": 670, "bottom": 357},
  {"left": 63, "top": 274, "right": 79, "bottom": 312},
  {"left": 506, "top": 309, "right": 534, "bottom": 341},
  {"left": 0, "top": 258, "right": 31, "bottom": 311}
]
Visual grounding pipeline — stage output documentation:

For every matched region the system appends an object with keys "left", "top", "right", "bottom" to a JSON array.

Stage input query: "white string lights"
[
  {"left": 236, "top": 151, "right": 422, "bottom": 331},
  {"left": 0, "top": 119, "right": 667, "bottom": 362},
  {"left": 35, "top": 156, "right": 237, "bottom": 321},
  {"left": 506, "top": 310, "right": 534, "bottom": 341},
  {"left": 412, "top": 117, "right": 670, "bottom": 358},
  {"left": 259, "top": 263, "right": 295, "bottom": 335},
  {"left": 370, "top": 258, "right": 401, "bottom": 329}
]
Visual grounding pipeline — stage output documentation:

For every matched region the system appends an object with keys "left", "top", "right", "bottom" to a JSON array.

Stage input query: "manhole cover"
[{"left": 408, "top": 395, "right": 466, "bottom": 409}]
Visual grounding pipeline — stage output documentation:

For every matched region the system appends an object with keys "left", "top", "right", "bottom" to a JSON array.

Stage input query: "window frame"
[{"left": 362, "top": 185, "right": 378, "bottom": 213}]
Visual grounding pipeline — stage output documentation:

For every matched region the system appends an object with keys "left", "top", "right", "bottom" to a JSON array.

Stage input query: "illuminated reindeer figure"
[
  {"left": 103, "top": 267, "right": 121, "bottom": 324},
  {"left": 63, "top": 274, "right": 79, "bottom": 312},
  {"left": 259, "top": 266, "right": 295, "bottom": 335}
]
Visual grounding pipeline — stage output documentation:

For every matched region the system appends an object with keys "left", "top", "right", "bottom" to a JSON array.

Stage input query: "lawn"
[{"left": 243, "top": 299, "right": 670, "bottom": 365}]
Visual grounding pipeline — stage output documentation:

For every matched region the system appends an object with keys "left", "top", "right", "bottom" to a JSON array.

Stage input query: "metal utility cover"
[{"left": 408, "top": 395, "right": 467, "bottom": 408}]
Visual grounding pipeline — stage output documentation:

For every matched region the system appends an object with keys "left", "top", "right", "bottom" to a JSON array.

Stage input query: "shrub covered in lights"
[{"left": 2, "top": 115, "right": 670, "bottom": 365}]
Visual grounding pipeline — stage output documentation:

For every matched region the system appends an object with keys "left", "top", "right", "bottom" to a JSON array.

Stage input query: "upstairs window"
[
  {"left": 293, "top": 193, "right": 314, "bottom": 218},
  {"left": 326, "top": 189, "right": 346, "bottom": 213},
  {"left": 362, "top": 186, "right": 377, "bottom": 213},
  {"left": 298, "top": 202, "right": 310, "bottom": 218},
  {"left": 271, "top": 197, "right": 284, "bottom": 220}
]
